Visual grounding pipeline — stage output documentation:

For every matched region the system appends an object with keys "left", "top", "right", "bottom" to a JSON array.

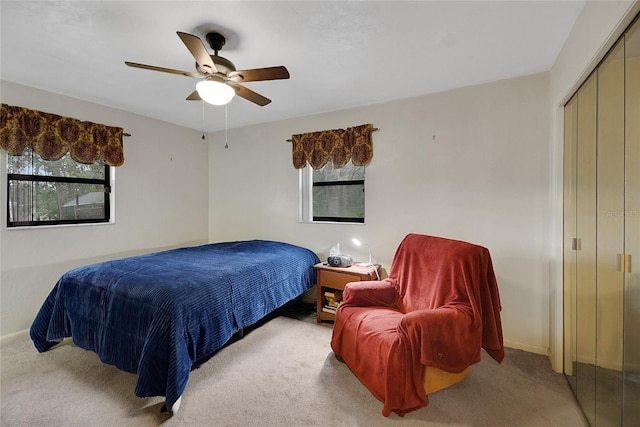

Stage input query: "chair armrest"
[{"left": 341, "top": 278, "right": 399, "bottom": 307}]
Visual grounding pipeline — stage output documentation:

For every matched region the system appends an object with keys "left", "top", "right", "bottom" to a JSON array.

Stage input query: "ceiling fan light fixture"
[{"left": 196, "top": 79, "right": 235, "bottom": 105}]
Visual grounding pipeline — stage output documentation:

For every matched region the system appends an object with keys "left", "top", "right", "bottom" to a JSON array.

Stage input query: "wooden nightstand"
[{"left": 314, "top": 262, "right": 380, "bottom": 324}]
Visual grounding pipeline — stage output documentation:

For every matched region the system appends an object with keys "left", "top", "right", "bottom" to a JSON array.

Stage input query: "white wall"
[
  {"left": 0, "top": 81, "right": 209, "bottom": 336},
  {"left": 210, "top": 73, "right": 551, "bottom": 355},
  {"left": 547, "top": 0, "right": 639, "bottom": 371}
]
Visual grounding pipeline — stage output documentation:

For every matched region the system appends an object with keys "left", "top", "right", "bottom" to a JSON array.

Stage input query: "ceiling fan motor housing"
[
  {"left": 195, "top": 32, "right": 235, "bottom": 77},
  {"left": 197, "top": 55, "right": 235, "bottom": 76}
]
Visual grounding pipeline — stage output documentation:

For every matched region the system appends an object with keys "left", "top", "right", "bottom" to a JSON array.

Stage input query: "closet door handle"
[
  {"left": 572, "top": 238, "right": 581, "bottom": 250},
  {"left": 617, "top": 254, "right": 631, "bottom": 273}
]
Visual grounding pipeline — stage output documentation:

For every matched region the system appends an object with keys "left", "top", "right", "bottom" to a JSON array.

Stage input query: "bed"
[{"left": 30, "top": 239, "right": 320, "bottom": 412}]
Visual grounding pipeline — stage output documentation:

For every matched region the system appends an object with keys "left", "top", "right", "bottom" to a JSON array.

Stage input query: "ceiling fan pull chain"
[
  {"left": 225, "top": 104, "right": 229, "bottom": 149},
  {"left": 201, "top": 101, "right": 206, "bottom": 140}
]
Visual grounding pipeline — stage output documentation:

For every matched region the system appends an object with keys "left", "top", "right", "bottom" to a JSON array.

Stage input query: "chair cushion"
[{"left": 332, "top": 306, "right": 404, "bottom": 403}]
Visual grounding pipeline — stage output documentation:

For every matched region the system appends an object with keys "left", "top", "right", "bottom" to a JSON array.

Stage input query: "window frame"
[
  {"left": 6, "top": 152, "right": 112, "bottom": 228},
  {"left": 299, "top": 160, "right": 366, "bottom": 224}
]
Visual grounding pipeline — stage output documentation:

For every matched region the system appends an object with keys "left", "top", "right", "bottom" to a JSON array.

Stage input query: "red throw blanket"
[{"left": 331, "top": 234, "right": 504, "bottom": 416}]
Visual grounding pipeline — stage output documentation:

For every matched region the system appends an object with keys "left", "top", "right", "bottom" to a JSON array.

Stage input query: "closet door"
[
  {"left": 576, "top": 72, "right": 598, "bottom": 426},
  {"left": 564, "top": 15, "right": 640, "bottom": 426},
  {"left": 596, "top": 39, "right": 625, "bottom": 427},
  {"left": 623, "top": 17, "right": 640, "bottom": 427},
  {"left": 563, "top": 94, "right": 577, "bottom": 385}
]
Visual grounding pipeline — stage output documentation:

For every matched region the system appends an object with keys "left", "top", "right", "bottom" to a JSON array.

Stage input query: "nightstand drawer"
[{"left": 318, "top": 269, "right": 363, "bottom": 289}]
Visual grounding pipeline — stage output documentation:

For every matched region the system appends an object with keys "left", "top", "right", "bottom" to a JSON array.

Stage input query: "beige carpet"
[{"left": 1, "top": 315, "right": 587, "bottom": 426}]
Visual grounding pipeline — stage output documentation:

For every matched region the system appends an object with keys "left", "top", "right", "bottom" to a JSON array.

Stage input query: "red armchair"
[{"left": 331, "top": 234, "right": 504, "bottom": 416}]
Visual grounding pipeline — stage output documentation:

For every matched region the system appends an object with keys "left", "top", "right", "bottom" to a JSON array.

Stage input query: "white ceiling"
[{"left": 0, "top": 1, "right": 584, "bottom": 133}]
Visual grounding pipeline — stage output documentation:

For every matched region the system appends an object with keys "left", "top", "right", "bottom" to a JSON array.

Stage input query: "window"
[
  {"left": 7, "top": 148, "right": 111, "bottom": 227},
  {"left": 300, "top": 160, "right": 365, "bottom": 223}
]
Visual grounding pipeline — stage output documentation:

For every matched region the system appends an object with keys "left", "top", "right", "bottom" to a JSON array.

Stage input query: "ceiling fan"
[{"left": 125, "top": 31, "right": 290, "bottom": 106}]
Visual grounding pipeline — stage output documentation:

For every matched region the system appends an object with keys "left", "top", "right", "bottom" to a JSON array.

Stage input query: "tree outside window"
[{"left": 7, "top": 148, "right": 110, "bottom": 227}]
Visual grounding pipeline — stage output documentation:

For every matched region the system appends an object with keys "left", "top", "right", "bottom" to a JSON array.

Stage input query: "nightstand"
[{"left": 314, "top": 262, "right": 380, "bottom": 324}]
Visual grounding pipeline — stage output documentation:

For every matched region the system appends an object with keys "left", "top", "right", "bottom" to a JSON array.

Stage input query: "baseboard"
[{"left": 503, "top": 339, "right": 548, "bottom": 356}]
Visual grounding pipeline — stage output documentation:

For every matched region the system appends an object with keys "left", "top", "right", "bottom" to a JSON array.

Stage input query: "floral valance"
[
  {"left": 0, "top": 104, "right": 125, "bottom": 166},
  {"left": 291, "top": 123, "right": 374, "bottom": 169}
]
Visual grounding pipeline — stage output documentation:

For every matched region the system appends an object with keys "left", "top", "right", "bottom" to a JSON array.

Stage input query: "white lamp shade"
[
  {"left": 196, "top": 80, "right": 235, "bottom": 105},
  {"left": 352, "top": 238, "right": 372, "bottom": 264}
]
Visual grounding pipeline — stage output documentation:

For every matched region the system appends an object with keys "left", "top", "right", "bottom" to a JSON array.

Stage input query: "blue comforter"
[{"left": 30, "top": 240, "right": 319, "bottom": 409}]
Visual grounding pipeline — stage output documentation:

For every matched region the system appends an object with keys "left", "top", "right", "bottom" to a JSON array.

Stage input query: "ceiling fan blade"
[
  {"left": 125, "top": 61, "right": 200, "bottom": 78},
  {"left": 230, "top": 83, "right": 272, "bottom": 106},
  {"left": 177, "top": 31, "right": 218, "bottom": 74},
  {"left": 186, "top": 90, "right": 201, "bottom": 101},
  {"left": 228, "top": 66, "right": 290, "bottom": 83}
]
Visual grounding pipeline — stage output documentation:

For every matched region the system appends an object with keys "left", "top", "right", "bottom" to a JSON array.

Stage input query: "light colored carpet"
[{"left": 1, "top": 315, "right": 587, "bottom": 426}]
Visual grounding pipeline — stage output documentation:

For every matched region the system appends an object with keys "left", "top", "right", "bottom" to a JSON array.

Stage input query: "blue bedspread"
[{"left": 30, "top": 240, "right": 319, "bottom": 409}]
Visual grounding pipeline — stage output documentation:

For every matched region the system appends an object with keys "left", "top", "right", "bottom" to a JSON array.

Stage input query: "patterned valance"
[
  {"left": 291, "top": 123, "right": 373, "bottom": 169},
  {"left": 0, "top": 104, "right": 125, "bottom": 166}
]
